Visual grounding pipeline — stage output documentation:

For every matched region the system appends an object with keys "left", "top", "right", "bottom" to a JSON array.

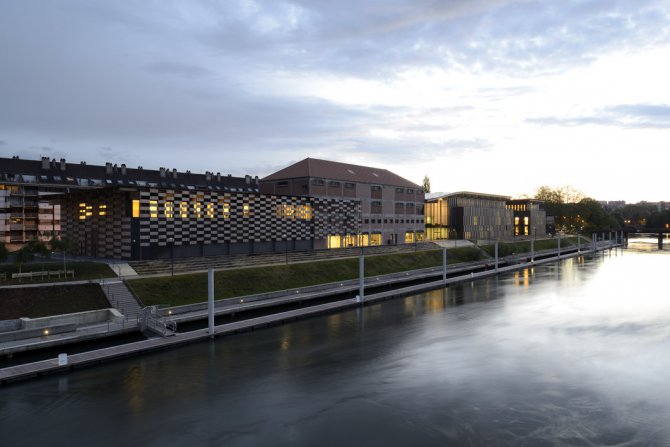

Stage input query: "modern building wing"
[
  {"left": 261, "top": 158, "right": 425, "bottom": 247},
  {"left": 425, "top": 191, "right": 547, "bottom": 242}
]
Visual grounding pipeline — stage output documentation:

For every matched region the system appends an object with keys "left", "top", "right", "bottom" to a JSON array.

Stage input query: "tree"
[{"left": 422, "top": 175, "right": 431, "bottom": 193}]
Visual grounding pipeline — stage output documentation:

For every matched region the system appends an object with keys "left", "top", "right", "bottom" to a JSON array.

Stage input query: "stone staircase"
[
  {"left": 101, "top": 280, "right": 142, "bottom": 321},
  {"left": 128, "top": 242, "right": 442, "bottom": 276}
]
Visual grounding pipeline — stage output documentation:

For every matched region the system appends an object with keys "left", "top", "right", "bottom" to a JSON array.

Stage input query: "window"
[
  {"left": 328, "top": 181, "right": 340, "bottom": 188},
  {"left": 312, "top": 179, "right": 325, "bottom": 186},
  {"left": 149, "top": 200, "right": 158, "bottom": 218},
  {"left": 371, "top": 201, "right": 382, "bottom": 214},
  {"left": 79, "top": 202, "right": 87, "bottom": 220},
  {"left": 98, "top": 204, "right": 107, "bottom": 216},
  {"left": 396, "top": 188, "right": 404, "bottom": 193},
  {"left": 406, "top": 189, "right": 414, "bottom": 194},
  {"left": 278, "top": 181, "right": 289, "bottom": 188},
  {"left": 243, "top": 203, "right": 250, "bottom": 217},
  {"left": 524, "top": 217, "right": 529, "bottom": 225},
  {"left": 132, "top": 200, "right": 140, "bottom": 218},
  {"left": 219, "top": 197, "right": 231, "bottom": 218},
  {"left": 206, "top": 202, "right": 215, "bottom": 219},
  {"left": 344, "top": 183, "right": 355, "bottom": 189},
  {"left": 371, "top": 185, "right": 382, "bottom": 191}
]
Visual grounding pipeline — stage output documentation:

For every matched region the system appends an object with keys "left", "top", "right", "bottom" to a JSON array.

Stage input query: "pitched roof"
[{"left": 262, "top": 158, "right": 421, "bottom": 188}]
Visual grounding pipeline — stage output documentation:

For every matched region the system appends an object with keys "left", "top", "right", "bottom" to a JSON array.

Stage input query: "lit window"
[
  {"left": 219, "top": 198, "right": 230, "bottom": 219},
  {"left": 206, "top": 202, "right": 215, "bottom": 219},
  {"left": 98, "top": 204, "right": 107, "bottom": 216},
  {"left": 180, "top": 201, "right": 188, "bottom": 218},
  {"left": 164, "top": 201, "right": 174, "bottom": 219},
  {"left": 193, "top": 200, "right": 202, "bottom": 218},
  {"left": 243, "top": 203, "right": 250, "bottom": 217},
  {"left": 514, "top": 217, "right": 519, "bottom": 225},
  {"left": 132, "top": 200, "right": 140, "bottom": 218},
  {"left": 524, "top": 217, "right": 529, "bottom": 225},
  {"left": 79, "top": 202, "right": 87, "bottom": 220},
  {"left": 149, "top": 200, "right": 158, "bottom": 218}
]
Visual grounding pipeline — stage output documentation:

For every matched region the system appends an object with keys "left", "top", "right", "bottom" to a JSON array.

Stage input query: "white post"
[
  {"left": 557, "top": 235, "right": 561, "bottom": 257},
  {"left": 530, "top": 239, "right": 534, "bottom": 263},
  {"left": 208, "top": 267, "right": 215, "bottom": 337},
  {"left": 359, "top": 254, "right": 365, "bottom": 303},
  {"left": 494, "top": 241, "right": 499, "bottom": 273},
  {"left": 442, "top": 247, "right": 447, "bottom": 284}
]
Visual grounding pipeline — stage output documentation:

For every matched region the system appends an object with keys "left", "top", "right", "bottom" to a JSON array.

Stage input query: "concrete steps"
[{"left": 101, "top": 281, "right": 142, "bottom": 320}]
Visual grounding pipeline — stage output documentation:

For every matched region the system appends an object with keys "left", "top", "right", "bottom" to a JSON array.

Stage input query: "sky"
[{"left": 1, "top": 0, "right": 669, "bottom": 203}]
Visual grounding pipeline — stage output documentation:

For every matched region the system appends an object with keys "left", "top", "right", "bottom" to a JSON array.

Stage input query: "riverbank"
[{"left": 0, "top": 241, "right": 619, "bottom": 385}]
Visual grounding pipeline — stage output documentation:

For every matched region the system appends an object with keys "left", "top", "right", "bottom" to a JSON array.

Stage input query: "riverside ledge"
[{"left": 0, "top": 243, "right": 619, "bottom": 385}]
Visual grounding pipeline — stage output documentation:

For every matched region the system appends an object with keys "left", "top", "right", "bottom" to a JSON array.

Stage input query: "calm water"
[{"left": 3, "top": 249, "right": 670, "bottom": 446}]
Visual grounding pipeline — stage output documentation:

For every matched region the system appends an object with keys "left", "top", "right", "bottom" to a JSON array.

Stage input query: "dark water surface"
[{"left": 3, "top": 250, "right": 670, "bottom": 446}]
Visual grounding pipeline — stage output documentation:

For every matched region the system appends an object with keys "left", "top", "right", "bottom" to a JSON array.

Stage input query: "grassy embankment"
[
  {"left": 129, "top": 246, "right": 486, "bottom": 307},
  {"left": 0, "top": 283, "right": 110, "bottom": 320}
]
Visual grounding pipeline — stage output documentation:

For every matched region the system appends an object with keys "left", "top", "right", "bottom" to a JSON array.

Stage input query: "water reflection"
[{"left": 2, "top": 251, "right": 670, "bottom": 446}]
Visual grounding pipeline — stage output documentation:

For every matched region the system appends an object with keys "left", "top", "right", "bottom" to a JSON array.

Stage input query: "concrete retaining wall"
[
  {"left": 19, "top": 309, "right": 124, "bottom": 330},
  {"left": 0, "top": 320, "right": 22, "bottom": 333}
]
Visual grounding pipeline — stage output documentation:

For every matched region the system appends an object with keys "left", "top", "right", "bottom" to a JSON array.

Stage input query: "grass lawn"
[
  {"left": 129, "top": 246, "right": 486, "bottom": 307},
  {"left": 0, "top": 283, "right": 110, "bottom": 319},
  {"left": 0, "top": 261, "right": 116, "bottom": 285}
]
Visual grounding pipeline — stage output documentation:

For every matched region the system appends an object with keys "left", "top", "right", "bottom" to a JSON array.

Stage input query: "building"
[
  {"left": 0, "top": 157, "right": 68, "bottom": 250},
  {"left": 425, "top": 192, "right": 547, "bottom": 241},
  {"left": 506, "top": 199, "right": 547, "bottom": 238},
  {"left": 261, "top": 158, "right": 425, "bottom": 247},
  {"left": 425, "top": 192, "right": 513, "bottom": 241},
  {"left": 1, "top": 156, "right": 368, "bottom": 259}
]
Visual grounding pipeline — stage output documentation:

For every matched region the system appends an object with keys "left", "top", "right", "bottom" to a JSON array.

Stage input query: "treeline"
[{"left": 531, "top": 186, "right": 669, "bottom": 234}]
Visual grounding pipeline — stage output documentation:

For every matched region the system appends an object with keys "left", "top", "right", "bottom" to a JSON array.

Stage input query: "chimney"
[
  {"left": 172, "top": 168, "right": 177, "bottom": 179},
  {"left": 254, "top": 176, "right": 259, "bottom": 184},
  {"left": 121, "top": 164, "right": 127, "bottom": 175},
  {"left": 60, "top": 158, "right": 66, "bottom": 171},
  {"left": 205, "top": 171, "right": 212, "bottom": 181},
  {"left": 41, "top": 157, "right": 50, "bottom": 170},
  {"left": 159, "top": 167, "right": 166, "bottom": 178},
  {"left": 105, "top": 162, "right": 113, "bottom": 175},
  {"left": 245, "top": 175, "right": 251, "bottom": 184},
  {"left": 216, "top": 172, "right": 221, "bottom": 182}
]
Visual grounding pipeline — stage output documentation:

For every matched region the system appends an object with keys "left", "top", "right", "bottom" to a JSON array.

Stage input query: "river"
[{"left": 2, "top": 249, "right": 670, "bottom": 446}]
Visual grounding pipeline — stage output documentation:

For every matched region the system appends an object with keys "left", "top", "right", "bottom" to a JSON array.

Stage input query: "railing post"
[
  {"left": 530, "top": 239, "right": 534, "bottom": 263},
  {"left": 494, "top": 241, "right": 499, "bottom": 273},
  {"left": 358, "top": 254, "right": 365, "bottom": 303},
  {"left": 557, "top": 235, "right": 561, "bottom": 257},
  {"left": 442, "top": 247, "right": 447, "bottom": 285},
  {"left": 208, "top": 268, "right": 214, "bottom": 338}
]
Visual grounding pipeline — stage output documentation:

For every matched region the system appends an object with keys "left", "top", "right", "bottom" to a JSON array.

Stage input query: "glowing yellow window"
[
  {"left": 86, "top": 205, "right": 93, "bottom": 217},
  {"left": 98, "top": 204, "right": 107, "bottom": 216},
  {"left": 243, "top": 203, "right": 250, "bottom": 217},
  {"left": 514, "top": 217, "right": 519, "bottom": 225},
  {"left": 220, "top": 198, "right": 230, "bottom": 219},
  {"left": 193, "top": 200, "right": 202, "bottom": 219},
  {"left": 524, "top": 217, "right": 529, "bottom": 225},
  {"left": 180, "top": 201, "right": 188, "bottom": 218},
  {"left": 149, "top": 200, "right": 158, "bottom": 218},
  {"left": 79, "top": 203, "right": 87, "bottom": 220},
  {"left": 206, "top": 202, "right": 215, "bottom": 219},
  {"left": 164, "top": 201, "right": 173, "bottom": 219},
  {"left": 132, "top": 200, "right": 140, "bottom": 218}
]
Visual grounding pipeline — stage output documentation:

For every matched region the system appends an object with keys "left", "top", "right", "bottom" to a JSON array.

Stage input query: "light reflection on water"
[{"left": 2, "top": 250, "right": 670, "bottom": 446}]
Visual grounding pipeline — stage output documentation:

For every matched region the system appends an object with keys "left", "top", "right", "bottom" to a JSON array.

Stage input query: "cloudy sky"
[{"left": 1, "top": 0, "right": 669, "bottom": 203}]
